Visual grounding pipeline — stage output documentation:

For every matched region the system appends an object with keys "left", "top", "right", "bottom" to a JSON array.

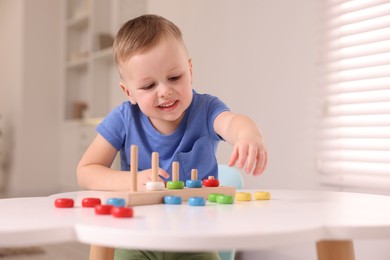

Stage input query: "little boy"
[{"left": 77, "top": 14, "right": 267, "bottom": 259}]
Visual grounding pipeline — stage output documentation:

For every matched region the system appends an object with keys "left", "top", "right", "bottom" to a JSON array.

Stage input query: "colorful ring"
[
  {"left": 235, "top": 192, "right": 252, "bottom": 201},
  {"left": 164, "top": 196, "right": 182, "bottom": 205},
  {"left": 146, "top": 181, "right": 165, "bottom": 191},
  {"left": 208, "top": 193, "right": 223, "bottom": 202},
  {"left": 166, "top": 181, "right": 184, "bottom": 189},
  {"left": 111, "top": 207, "right": 133, "bottom": 218},
  {"left": 186, "top": 180, "right": 202, "bottom": 188},
  {"left": 254, "top": 191, "right": 271, "bottom": 200},
  {"left": 82, "top": 197, "right": 101, "bottom": 208},
  {"left": 203, "top": 178, "right": 219, "bottom": 187},
  {"left": 217, "top": 195, "right": 234, "bottom": 204},
  {"left": 188, "top": 197, "right": 206, "bottom": 206},
  {"left": 54, "top": 198, "right": 74, "bottom": 208},
  {"left": 106, "top": 197, "right": 126, "bottom": 207},
  {"left": 94, "top": 204, "right": 113, "bottom": 215}
]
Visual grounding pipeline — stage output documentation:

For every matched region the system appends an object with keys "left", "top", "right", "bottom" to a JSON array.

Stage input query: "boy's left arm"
[{"left": 214, "top": 111, "right": 268, "bottom": 176}]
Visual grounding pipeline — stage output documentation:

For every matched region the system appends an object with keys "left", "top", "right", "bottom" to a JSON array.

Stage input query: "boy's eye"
[
  {"left": 141, "top": 83, "right": 155, "bottom": 90},
  {"left": 168, "top": 75, "right": 182, "bottom": 81}
]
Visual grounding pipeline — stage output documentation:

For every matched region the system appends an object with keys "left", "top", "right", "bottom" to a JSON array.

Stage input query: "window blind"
[{"left": 318, "top": 0, "right": 390, "bottom": 189}]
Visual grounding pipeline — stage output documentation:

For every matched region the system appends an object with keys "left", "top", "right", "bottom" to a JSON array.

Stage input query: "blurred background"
[
  {"left": 0, "top": 0, "right": 320, "bottom": 197},
  {"left": 0, "top": 0, "right": 389, "bottom": 259}
]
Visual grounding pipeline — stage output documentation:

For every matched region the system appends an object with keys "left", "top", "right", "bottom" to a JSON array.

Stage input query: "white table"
[{"left": 1, "top": 190, "right": 390, "bottom": 259}]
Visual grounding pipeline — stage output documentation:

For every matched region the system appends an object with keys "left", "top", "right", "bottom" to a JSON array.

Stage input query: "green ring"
[
  {"left": 216, "top": 195, "right": 234, "bottom": 204},
  {"left": 166, "top": 181, "right": 184, "bottom": 189},
  {"left": 208, "top": 193, "right": 223, "bottom": 202}
]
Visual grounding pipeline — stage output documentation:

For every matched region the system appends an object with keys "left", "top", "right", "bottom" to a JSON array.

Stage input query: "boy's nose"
[{"left": 158, "top": 83, "right": 174, "bottom": 97}]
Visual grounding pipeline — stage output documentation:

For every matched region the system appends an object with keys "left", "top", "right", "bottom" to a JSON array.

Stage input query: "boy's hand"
[
  {"left": 228, "top": 134, "right": 268, "bottom": 176},
  {"left": 214, "top": 112, "right": 268, "bottom": 176},
  {"left": 136, "top": 168, "right": 170, "bottom": 191}
]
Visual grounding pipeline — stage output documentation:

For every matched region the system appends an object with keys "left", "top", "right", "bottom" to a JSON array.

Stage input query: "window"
[{"left": 318, "top": 0, "right": 390, "bottom": 190}]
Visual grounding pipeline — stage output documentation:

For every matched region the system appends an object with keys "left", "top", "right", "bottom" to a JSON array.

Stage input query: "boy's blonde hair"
[{"left": 113, "top": 14, "right": 185, "bottom": 65}]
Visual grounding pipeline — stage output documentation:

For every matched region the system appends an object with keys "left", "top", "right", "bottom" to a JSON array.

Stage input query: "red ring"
[
  {"left": 111, "top": 207, "right": 134, "bottom": 218},
  {"left": 202, "top": 179, "right": 219, "bottom": 187},
  {"left": 54, "top": 198, "right": 74, "bottom": 208},
  {"left": 82, "top": 198, "right": 102, "bottom": 208},
  {"left": 95, "top": 204, "right": 113, "bottom": 215}
]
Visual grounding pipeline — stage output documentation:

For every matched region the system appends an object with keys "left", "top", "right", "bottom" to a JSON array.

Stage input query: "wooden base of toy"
[
  {"left": 316, "top": 240, "right": 355, "bottom": 260},
  {"left": 83, "top": 186, "right": 236, "bottom": 207}
]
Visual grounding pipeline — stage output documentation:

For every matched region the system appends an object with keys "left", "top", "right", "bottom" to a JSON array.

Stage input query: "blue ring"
[
  {"left": 164, "top": 196, "right": 182, "bottom": 205},
  {"left": 188, "top": 197, "right": 206, "bottom": 206},
  {"left": 106, "top": 197, "right": 126, "bottom": 207},
  {"left": 186, "top": 180, "right": 202, "bottom": 188}
]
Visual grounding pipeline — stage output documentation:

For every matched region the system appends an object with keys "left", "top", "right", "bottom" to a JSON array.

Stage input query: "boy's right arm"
[
  {"left": 77, "top": 134, "right": 131, "bottom": 190},
  {"left": 77, "top": 134, "right": 170, "bottom": 191}
]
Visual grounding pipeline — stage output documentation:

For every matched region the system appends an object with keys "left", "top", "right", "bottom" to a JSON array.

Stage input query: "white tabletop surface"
[{"left": 1, "top": 189, "right": 390, "bottom": 251}]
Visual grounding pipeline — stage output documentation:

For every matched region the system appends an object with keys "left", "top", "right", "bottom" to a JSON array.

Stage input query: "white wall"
[
  {"left": 147, "top": 0, "right": 321, "bottom": 190},
  {"left": 1, "top": 0, "right": 62, "bottom": 196},
  {"left": 0, "top": 0, "right": 24, "bottom": 193}
]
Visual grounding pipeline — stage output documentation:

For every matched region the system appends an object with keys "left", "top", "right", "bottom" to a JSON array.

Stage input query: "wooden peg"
[
  {"left": 172, "top": 161, "right": 179, "bottom": 181},
  {"left": 152, "top": 152, "right": 159, "bottom": 182},
  {"left": 167, "top": 161, "right": 184, "bottom": 189},
  {"left": 130, "top": 145, "right": 138, "bottom": 192},
  {"left": 146, "top": 152, "right": 164, "bottom": 191},
  {"left": 191, "top": 169, "right": 198, "bottom": 180}
]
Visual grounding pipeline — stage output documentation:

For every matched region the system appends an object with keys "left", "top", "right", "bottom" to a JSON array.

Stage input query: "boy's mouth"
[{"left": 158, "top": 100, "right": 178, "bottom": 111}]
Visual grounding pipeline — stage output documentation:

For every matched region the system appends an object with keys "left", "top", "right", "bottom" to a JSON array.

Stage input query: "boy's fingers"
[
  {"left": 158, "top": 168, "right": 170, "bottom": 179},
  {"left": 253, "top": 160, "right": 263, "bottom": 176},
  {"left": 253, "top": 148, "right": 268, "bottom": 176},
  {"left": 228, "top": 146, "right": 239, "bottom": 166},
  {"left": 237, "top": 145, "right": 248, "bottom": 169},
  {"left": 262, "top": 149, "right": 269, "bottom": 172},
  {"left": 245, "top": 146, "right": 258, "bottom": 173},
  {"left": 254, "top": 150, "right": 265, "bottom": 174}
]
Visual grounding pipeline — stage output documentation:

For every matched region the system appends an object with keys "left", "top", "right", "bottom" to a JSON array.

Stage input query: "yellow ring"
[
  {"left": 254, "top": 191, "right": 271, "bottom": 200},
  {"left": 235, "top": 192, "right": 252, "bottom": 201}
]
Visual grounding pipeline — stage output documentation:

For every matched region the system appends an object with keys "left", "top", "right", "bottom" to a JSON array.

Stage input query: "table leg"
[
  {"left": 316, "top": 240, "right": 355, "bottom": 260},
  {"left": 89, "top": 245, "right": 114, "bottom": 260}
]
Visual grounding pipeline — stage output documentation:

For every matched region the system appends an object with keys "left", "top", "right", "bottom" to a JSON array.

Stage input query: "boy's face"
[{"left": 119, "top": 38, "right": 193, "bottom": 134}]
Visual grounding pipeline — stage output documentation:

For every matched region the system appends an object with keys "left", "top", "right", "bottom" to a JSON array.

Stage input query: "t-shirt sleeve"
[
  {"left": 96, "top": 103, "right": 128, "bottom": 151},
  {"left": 207, "top": 95, "right": 230, "bottom": 140}
]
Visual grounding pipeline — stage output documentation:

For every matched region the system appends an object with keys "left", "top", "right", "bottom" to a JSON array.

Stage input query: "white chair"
[
  {"left": 217, "top": 164, "right": 244, "bottom": 260},
  {"left": 218, "top": 164, "right": 244, "bottom": 189}
]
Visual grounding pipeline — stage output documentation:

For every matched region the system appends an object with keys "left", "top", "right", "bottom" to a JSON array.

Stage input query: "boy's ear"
[
  {"left": 188, "top": 58, "right": 192, "bottom": 74},
  {"left": 188, "top": 58, "right": 193, "bottom": 82},
  {"left": 120, "top": 82, "right": 137, "bottom": 105}
]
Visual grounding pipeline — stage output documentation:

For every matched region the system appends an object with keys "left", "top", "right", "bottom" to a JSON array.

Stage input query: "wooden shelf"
[
  {"left": 63, "top": 0, "right": 112, "bottom": 121},
  {"left": 59, "top": 0, "right": 146, "bottom": 191},
  {"left": 92, "top": 48, "right": 113, "bottom": 61},
  {"left": 63, "top": 117, "right": 102, "bottom": 126},
  {"left": 66, "top": 57, "right": 89, "bottom": 70},
  {"left": 66, "top": 12, "right": 89, "bottom": 30}
]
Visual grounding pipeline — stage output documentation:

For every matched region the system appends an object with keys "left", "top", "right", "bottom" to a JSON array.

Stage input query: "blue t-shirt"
[{"left": 96, "top": 91, "right": 229, "bottom": 181}]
